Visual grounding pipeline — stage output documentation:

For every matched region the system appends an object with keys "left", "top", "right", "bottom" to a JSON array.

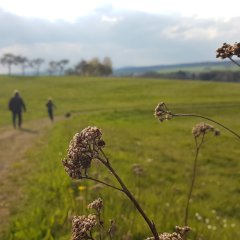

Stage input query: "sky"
[{"left": 0, "top": 0, "right": 239, "bottom": 73}]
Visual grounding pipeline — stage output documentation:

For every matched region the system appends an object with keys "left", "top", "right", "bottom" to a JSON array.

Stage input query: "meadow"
[{"left": 0, "top": 75, "right": 239, "bottom": 239}]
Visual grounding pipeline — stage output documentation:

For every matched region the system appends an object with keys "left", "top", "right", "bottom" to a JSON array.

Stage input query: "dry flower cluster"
[
  {"left": 62, "top": 126, "right": 105, "bottom": 178},
  {"left": 146, "top": 226, "right": 190, "bottom": 240},
  {"left": 154, "top": 102, "right": 173, "bottom": 122},
  {"left": 192, "top": 122, "right": 220, "bottom": 138},
  {"left": 72, "top": 215, "right": 97, "bottom": 240},
  {"left": 88, "top": 198, "right": 103, "bottom": 212},
  {"left": 132, "top": 163, "right": 144, "bottom": 176},
  {"left": 216, "top": 42, "right": 240, "bottom": 59}
]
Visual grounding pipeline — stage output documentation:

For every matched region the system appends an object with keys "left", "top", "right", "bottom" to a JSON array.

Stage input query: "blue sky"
[{"left": 0, "top": 0, "right": 239, "bottom": 72}]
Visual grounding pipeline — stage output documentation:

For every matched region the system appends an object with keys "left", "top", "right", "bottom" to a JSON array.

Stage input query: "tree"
[
  {"left": 48, "top": 61, "right": 58, "bottom": 76},
  {"left": 57, "top": 59, "right": 69, "bottom": 75},
  {"left": 75, "top": 60, "right": 90, "bottom": 76},
  {"left": 30, "top": 58, "right": 45, "bottom": 76},
  {"left": 15, "top": 56, "right": 29, "bottom": 76},
  {"left": 67, "top": 57, "right": 113, "bottom": 77},
  {"left": 0, "top": 53, "right": 16, "bottom": 76},
  {"left": 101, "top": 56, "right": 113, "bottom": 76}
]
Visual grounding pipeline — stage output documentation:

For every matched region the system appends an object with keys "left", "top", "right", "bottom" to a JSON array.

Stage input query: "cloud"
[{"left": 0, "top": 8, "right": 239, "bottom": 73}]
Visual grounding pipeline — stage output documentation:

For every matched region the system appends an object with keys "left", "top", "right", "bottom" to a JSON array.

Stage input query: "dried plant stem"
[
  {"left": 184, "top": 135, "right": 205, "bottom": 226},
  {"left": 96, "top": 211, "right": 103, "bottom": 240},
  {"left": 228, "top": 56, "right": 240, "bottom": 67},
  {"left": 97, "top": 150, "right": 160, "bottom": 240},
  {"left": 80, "top": 176, "right": 123, "bottom": 192},
  {"left": 173, "top": 113, "right": 240, "bottom": 139}
]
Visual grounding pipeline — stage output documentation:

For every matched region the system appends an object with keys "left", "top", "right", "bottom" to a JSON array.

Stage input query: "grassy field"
[{"left": 0, "top": 76, "right": 240, "bottom": 239}]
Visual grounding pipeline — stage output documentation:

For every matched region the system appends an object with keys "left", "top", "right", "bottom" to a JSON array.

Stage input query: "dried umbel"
[
  {"left": 175, "top": 226, "right": 191, "bottom": 238},
  {"left": 62, "top": 126, "right": 105, "bottom": 178},
  {"left": 154, "top": 102, "right": 173, "bottom": 122},
  {"left": 132, "top": 163, "right": 144, "bottom": 176},
  {"left": 146, "top": 226, "right": 190, "bottom": 240},
  {"left": 88, "top": 198, "right": 103, "bottom": 212},
  {"left": 192, "top": 122, "right": 220, "bottom": 138},
  {"left": 72, "top": 214, "right": 97, "bottom": 240},
  {"left": 146, "top": 232, "right": 183, "bottom": 240},
  {"left": 216, "top": 42, "right": 240, "bottom": 59}
]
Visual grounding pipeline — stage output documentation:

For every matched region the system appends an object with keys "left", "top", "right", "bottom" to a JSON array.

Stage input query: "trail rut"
[{"left": 0, "top": 118, "right": 54, "bottom": 237}]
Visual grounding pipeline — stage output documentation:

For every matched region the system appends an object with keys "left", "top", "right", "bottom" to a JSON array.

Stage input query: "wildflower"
[
  {"left": 231, "top": 223, "right": 236, "bottom": 228},
  {"left": 62, "top": 126, "right": 105, "bottom": 179},
  {"left": 205, "top": 218, "right": 210, "bottom": 224},
  {"left": 146, "top": 232, "right": 183, "bottom": 240},
  {"left": 146, "top": 226, "right": 190, "bottom": 240},
  {"left": 88, "top": 198, "right": 103, "bottom": 212},
  {"left": 216, "top": 42, "right": 240, "bottom": 59},
  {"left": 211, "top": 209, "right": 216, "bottom": 214},
  {"left": 195, "top": 212, "right": 202, "bottom": 221},
  {"left": 78, "top": 185, "right": 86, "bottom": 191},
  {"left": 154, "top": 102, "right": 173, "bottom": 122},
  {"left": 192, "top": 122, "right": 220, "bottom": 138},
  {"left": 175, "top": 226, "right": 190, "bottom": 237},
  {"left": 132, "top": 163, "right": 144, "bottom": 176},
  {"left": 72, "top": 214, "right": 97, "bottom": 240}
]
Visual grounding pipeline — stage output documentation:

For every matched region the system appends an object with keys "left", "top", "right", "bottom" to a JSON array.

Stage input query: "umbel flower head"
[
  {"left": 88, "top": 198, "right": 103, "bottom": 212},
  {"left": 62, "top": 126, "right": 105, "bottom": 179},
  {"left": 146, "top": 226, "right": 190, "bottom": 240},
  {"left": 192, "top": 122, "right": 220, "bottom": 138},
  {"left": 72, "top": 214, "right": 97, "bottom": 240},
  {"left": 132, "top": 163, "right": 144, "bottom": 176},
  {"left": 216, "top": 42, "right": 240, "bottom": 59},
  {"left": 154, "top": 102, "right": 173, "bottom": 122}
]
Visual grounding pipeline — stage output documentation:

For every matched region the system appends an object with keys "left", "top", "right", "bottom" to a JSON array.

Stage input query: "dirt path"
[{"left": 0, "top": 118, "right": 57, "bottom": 237}]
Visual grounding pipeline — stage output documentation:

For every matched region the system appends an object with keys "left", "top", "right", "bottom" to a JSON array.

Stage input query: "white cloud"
[
  {"left": 162, "top": 25, "right": 218, "bottom": 40},
  {"left": 0, "top": 0, "right": 240, "bottom": 22},
  {"left": 0, "top": 7, "right": 239, "bottom": 71},
  {"left": 101, "top": 15, "right": 119, "bottom": 22}
]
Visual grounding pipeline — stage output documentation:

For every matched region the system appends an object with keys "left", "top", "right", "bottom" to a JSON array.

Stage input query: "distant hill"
[{"left": 113, "top": 61, "right": 240, "bottom": 76}]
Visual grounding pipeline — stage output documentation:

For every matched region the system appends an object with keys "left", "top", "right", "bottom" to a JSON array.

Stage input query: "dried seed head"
[
  {"left": 154, "top": 102, "right": 173, "bottom": 122},
  {"left": 146, "top": 232, "right": 183, "bottom": 240},
  {"left": 62, "top": 126, "right": 105, "bottom": 179},
  {"left": 175, "top": 226, "right": 191, "bottom": 237},
  {"left": 132, "top": 163, "right": 144, "bottom": 176},
  {"left": 146, "top": 226, "right": 190, "bottom": 240},
  {"left": 216, "top": 42, "right": 240, "bottom": 59},
  {"left": 192, "top": 122, "right": 220, "bottom": 138},
  {"left": 72, "top": 214, "right": 97, "bottom": 240},
  {"left": 88, "top": 198, "right": 103, "bottom": 212}
]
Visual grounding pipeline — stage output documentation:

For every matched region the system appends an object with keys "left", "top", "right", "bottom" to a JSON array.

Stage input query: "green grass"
[{"left": 0, "top": 76, "right": 240, "bottom": 239}]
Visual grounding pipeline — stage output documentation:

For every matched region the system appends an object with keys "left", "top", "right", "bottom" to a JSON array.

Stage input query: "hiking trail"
[{"left": 0, "top": 118, "right": 56, "bottom": 237}]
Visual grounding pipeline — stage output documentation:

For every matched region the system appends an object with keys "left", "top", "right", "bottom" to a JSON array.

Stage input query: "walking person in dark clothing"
[
  {"left": 46, "top": 97, "right": 56, "bottom": 122},
  {"left": 8, "top": 90, "right": 26, "bottom": 129}
]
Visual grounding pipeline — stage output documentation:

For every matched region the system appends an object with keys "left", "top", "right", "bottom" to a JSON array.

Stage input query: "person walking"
[
  {"left": 8, "top": 90, "right": 26, "bottom": 129},
  {"left": 46, "top": 97, "right": 56, "bottom": 122}
]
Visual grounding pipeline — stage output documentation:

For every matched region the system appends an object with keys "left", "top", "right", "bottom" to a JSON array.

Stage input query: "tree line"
[
  {"left": 139, "top": 69, "right": 240, "bottom": 82},
  {"left": 0, "top": 53, "right": 112, "bottom": 77}
]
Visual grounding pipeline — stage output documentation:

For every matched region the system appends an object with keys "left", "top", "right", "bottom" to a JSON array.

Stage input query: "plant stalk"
[
  {"left": 98, "top": 152, "right": 159, "bottom": 240},
  {"left": 184, "top": 135, "right": 205, "bottom": 226},
  {"left": 228, "top": 56, "right": 240, "bottom": 67},
  {"left": 173, "top": 113, "right": 240, "bottom": 139}
]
